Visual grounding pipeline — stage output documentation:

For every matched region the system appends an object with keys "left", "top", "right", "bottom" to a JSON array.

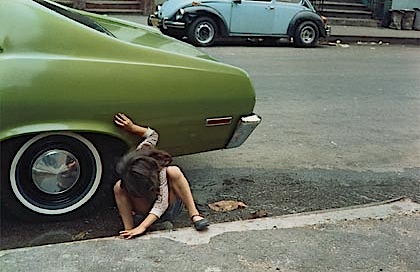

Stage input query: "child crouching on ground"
[{"left": 113, "top": 113, "right": 209, "bottom": 239}]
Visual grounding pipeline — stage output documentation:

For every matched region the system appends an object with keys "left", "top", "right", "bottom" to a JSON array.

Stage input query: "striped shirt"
[{"left": 136, "top": 128, "right": 169, "bottom": 218}]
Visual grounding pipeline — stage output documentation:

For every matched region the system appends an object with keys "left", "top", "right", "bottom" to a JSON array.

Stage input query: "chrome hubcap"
[
  {"left": 195, "top": 23, "right": 214, "bottom": 44},
  {"left": 300, "top": 26, "right": 315, "bottom": 44},
  {"left": 32, "top": 149, "right": 80, "bottom": 194}
]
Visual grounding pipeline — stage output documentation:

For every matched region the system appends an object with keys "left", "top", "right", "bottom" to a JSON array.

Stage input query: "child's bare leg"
[
  {"left": 167, "top": 166, "right": 203, "bottom": 222},
  {"left": 113, "top": 180, "right": 135, "bottom": 230}
]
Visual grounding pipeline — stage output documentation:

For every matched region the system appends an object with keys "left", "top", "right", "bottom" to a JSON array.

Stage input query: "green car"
[{"left": 0, "top": 0, "right": 260, "bottom": 220}]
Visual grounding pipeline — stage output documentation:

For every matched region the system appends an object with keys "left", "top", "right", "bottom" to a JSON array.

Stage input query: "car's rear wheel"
[
  {"left": 188, "top": 16, "right": 217, "bottom": 46},
  {"left": 294, "top": 21, "right": 319, "bottom": 47},
  {"left": 1, "top": 133, "right": 123, "bottom": 220}
]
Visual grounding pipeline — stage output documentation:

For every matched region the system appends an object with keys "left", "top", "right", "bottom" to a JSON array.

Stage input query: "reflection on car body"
[{"left": 0, "top": 0, "right": 260, "bottom": 220}]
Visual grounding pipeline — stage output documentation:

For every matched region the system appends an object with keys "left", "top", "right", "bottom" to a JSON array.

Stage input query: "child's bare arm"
[{"left": 119, "top": 213, "right": 159, "bottom": 239}]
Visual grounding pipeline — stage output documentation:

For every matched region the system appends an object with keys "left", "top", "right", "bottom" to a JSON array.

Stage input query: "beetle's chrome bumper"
[
  {"left": 148, "top": 6, "right": 159, "bottom": 26},
  {"left": 226, "top": 114, "right": 261, "bottom": 149},
  {"left": 148, "top": 14, "right": 160, "bottom": 26},
  {"left": 325, "top": 25, "right": 332, "bottom": 36},
  {"left": 148, "top": 15, "right": 186, "bottom": 29}
]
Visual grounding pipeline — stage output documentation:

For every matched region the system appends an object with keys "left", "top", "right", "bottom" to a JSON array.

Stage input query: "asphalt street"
[{"left": 177, "top": 45, "right": 420, "bottom": 173}]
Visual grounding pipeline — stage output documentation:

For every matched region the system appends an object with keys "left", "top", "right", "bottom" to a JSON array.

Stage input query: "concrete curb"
[
  {"left": 2, "top": 197, "right": 417, "bottom": 254},
  {"left": 1, "top": 198, "right": 419, "bottom": 272},
  {"left": 327, "top": 35, "right": 420, "bottom": 46},
  {"left": 138, "top": 197, "right": 420, "bottom": 246}
]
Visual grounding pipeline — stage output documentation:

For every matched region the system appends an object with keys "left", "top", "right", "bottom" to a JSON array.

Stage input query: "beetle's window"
[
  {"left": 34, "top": 0, "right": 114, "bottom": 36},
  {"left": 249, "top": 0, "right": 271, "bottom": 2},
  {"left": 277, "top": 0, "right": 300, "bottom": 2}
]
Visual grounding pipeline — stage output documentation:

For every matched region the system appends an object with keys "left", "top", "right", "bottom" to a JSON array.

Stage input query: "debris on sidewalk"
[
  {"left": 72, "top": 230, "right": 89, "bottom": 241},
  {"left": 326, "top": 40, "right": 351, "bottom": 47},
  {"left": 248, "top": 210, "right": 269, "bottom": 219},
  {"left": 208, "top": 200, "right": 248, "bottom": 212},
  {"left": 356, "top": 41, "right": 390, "bottom": 46}
]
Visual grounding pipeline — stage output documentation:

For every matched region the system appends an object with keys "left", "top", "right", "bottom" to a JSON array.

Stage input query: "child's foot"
[{"left": 191, "top": 214, "right": 209, "bottom": 231}]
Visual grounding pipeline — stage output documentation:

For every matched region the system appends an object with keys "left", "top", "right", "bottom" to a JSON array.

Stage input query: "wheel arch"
[
  {"left": 183, "top": 6, "right": 229, "bottom": 37},
  {"left": 287, "top": 11, "right": 325, "bottom": 38},
  {"left": 0, "top": 121, "right": 135, "bottom": 148}
]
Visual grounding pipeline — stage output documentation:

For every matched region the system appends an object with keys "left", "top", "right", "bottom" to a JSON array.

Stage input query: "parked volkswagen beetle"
[
  {"left": 0, "top": 0, "right": 260, "bottom": 220},
  {"left": 148, "top": 0, "right": 331, "bottom": 47}
]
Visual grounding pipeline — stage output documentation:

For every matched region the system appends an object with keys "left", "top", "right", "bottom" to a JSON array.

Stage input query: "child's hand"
[
  {"left": 114, "top": 112, "right": 149, "bottom": 137},
  {"left": 119, "top": 226, "right": 147, "bottom": 239},
  {"left": 114, "top": 113, "right": 135, "bottom": 133}
]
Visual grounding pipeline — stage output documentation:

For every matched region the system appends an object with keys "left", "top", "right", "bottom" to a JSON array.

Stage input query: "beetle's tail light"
[
  {"left": 192, "top": 1, "right": 201, "bottom": 6},
  {"left": 321, "top": 15, "right": 328, "bottom": 25}
]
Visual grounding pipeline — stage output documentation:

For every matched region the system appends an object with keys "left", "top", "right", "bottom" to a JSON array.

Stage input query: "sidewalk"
[
  {"left": 327, "top": 25, "right": 420, "bottom": 46},
  {"left": 1, "top": 198, "right": 419, "bottom": 272},
  {"left": 111, "top": 14, "right": 420, "bottom": 46}
]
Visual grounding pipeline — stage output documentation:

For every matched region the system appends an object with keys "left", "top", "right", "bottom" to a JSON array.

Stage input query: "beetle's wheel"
[
  {"left": 294, "top": 21, "right": 319, "bottom": 47},
  {"left": 188, "top": 16, "right": 217, "bottom": 46}
]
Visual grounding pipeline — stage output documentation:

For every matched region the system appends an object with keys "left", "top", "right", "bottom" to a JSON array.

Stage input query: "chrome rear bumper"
[
  {"left": 148, "top": 15, "right": 186, "bottom": 29},
  {"left": 325, "top": 25, "right": 332, "bottom": 36},
  {"left": 226, "top": 114, "right": 261, "bottom": 149}
]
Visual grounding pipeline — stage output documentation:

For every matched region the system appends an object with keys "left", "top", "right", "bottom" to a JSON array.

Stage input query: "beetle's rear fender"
[
  {"left": 183, "top": 6, "right": 229, "bottom": 36},
  {"left": 287, "top": 11, "right": 326, "bottom": 38}
]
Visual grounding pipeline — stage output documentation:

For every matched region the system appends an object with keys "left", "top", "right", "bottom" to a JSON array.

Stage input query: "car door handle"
[{"left": 266, "top": 6, "right": 275, "bottom": 10}]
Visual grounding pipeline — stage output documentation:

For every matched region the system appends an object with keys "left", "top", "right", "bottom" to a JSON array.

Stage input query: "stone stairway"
[{"left": 319, "top": 0, "right": 381, "bottom": 27}]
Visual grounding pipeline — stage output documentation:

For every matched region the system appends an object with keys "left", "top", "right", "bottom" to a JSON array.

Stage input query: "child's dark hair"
[{"left": 116, "top": 149, "right": 172, "bottom": 200}]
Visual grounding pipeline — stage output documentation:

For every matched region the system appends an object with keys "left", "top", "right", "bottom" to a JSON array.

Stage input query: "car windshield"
[{"left": 34, "top": 0, "right": 114, "bottom": 36}]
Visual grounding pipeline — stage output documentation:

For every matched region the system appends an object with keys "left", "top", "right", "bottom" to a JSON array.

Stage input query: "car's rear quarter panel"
[{"left": 0, "top": 0, "right": 256, "bottom": 156}]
